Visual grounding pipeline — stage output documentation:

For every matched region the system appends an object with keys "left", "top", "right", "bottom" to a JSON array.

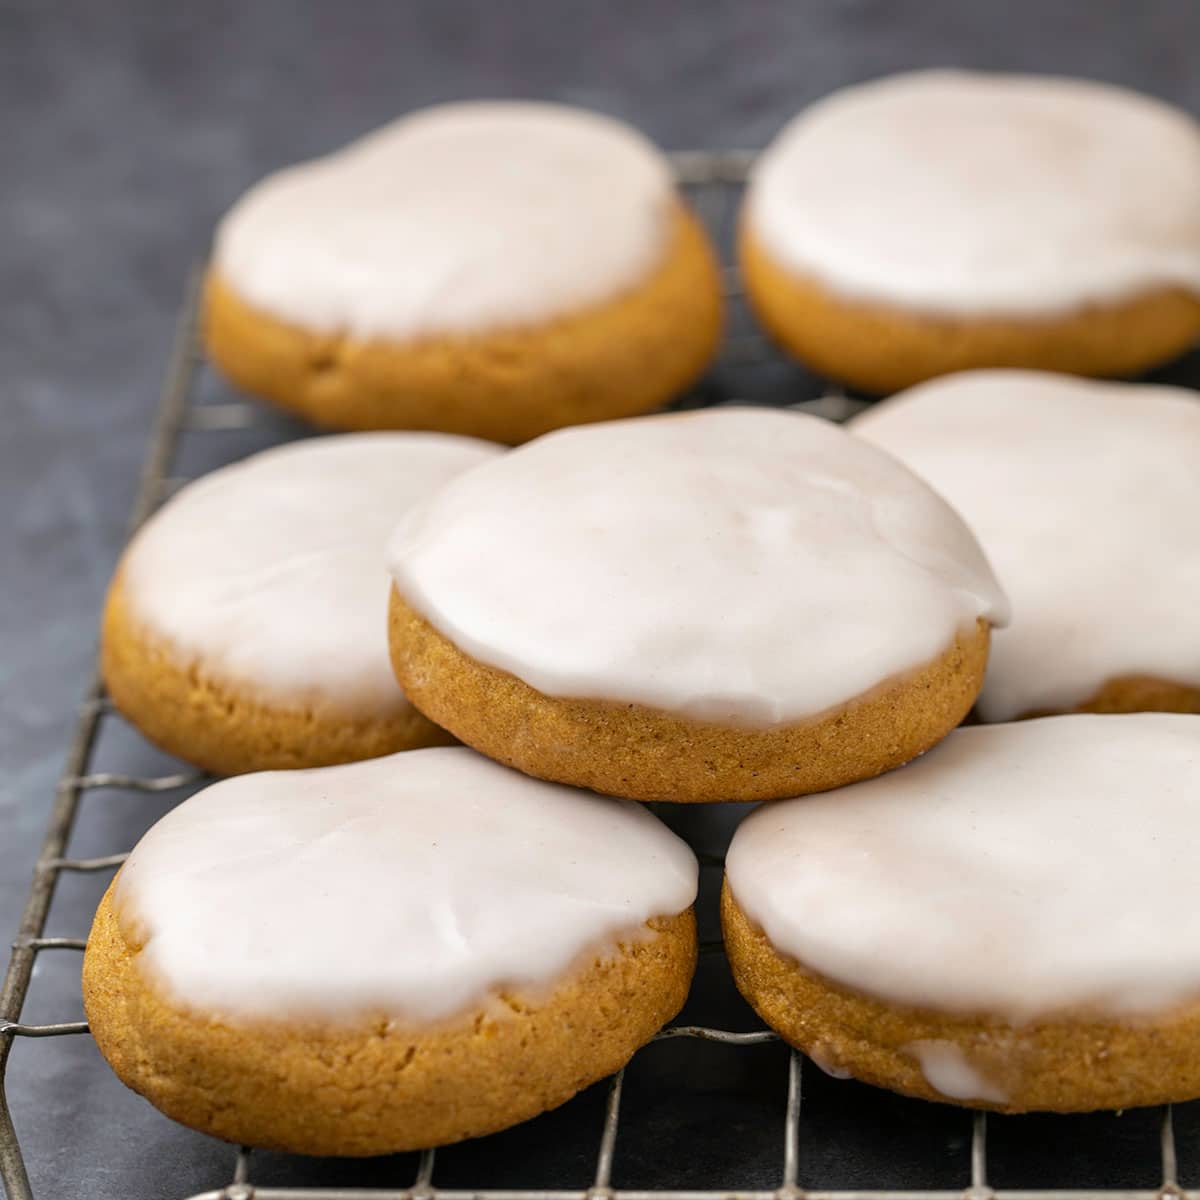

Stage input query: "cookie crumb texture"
[
  {"left": 102, "top": 577, "right": 453, "bottom": 774},
  {"left": 84, "top": 886, "right": 696, "bottom": 1156},
  {"left": 389, "top": 589, "right": 990, "bottom": 803},
  {"left": 741, "top": 227, "right": 1200, "bottom": 395},
  {"left": 204, "top": 205, "right": 721, "bottom": 444},
  {"left": 722, "top": 883, "right": 1200, "bottom": 1113}
]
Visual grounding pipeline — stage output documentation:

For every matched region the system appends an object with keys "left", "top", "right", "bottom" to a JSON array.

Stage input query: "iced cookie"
[
  {"left": 82, "top": 747, "right": 698, "bottom": 1155},
  {"left": 205, "top": 102, "right": 723, "bottom": 443},
  {"left": 724, "top": 714, "right": 1200, "bottom": 1113},
  {"left": 102, "top": 433, "right": 500, "bottom": 774},
  {"left": 852, "top": 370, "right": 1200, "bottom": 720},
  {"left": 741, "top": 71, "right": 1200, "bottom": 392},
  {"left": 386, "top": 408, "right": 1008, "bottom": 803}
]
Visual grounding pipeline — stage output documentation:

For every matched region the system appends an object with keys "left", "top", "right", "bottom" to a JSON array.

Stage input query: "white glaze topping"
[
  {"left": 807, "top": 1043, "right": 853, "bottom": 1080},
  {"left": 727, "top": 714, "right": 1200, "bottom": 1020},
  {"left": 386, "top": 408, "right": 1008, "bottom": 726},
  {"left": 214, "top": 101, "right": 676, "bottom": 338},
  {"left": 120, "top": 433, "right": 500, "bottom": 718},
  {"left": 747, "top": 70, "right": 1200, "bottom": 316},
  {"left": 114, "top": 746, "right": 698, "bottom": 1025},
  {"left": 907, "top": 1042, "right": 1007, "bottom": 1105},
  {"left": 852, "top": 370, "right": 1200, "bottom": 721}
]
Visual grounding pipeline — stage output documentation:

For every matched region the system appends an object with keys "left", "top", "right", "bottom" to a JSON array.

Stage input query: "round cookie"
[
  {"left": 852, "top": 369, "right": 1200, "bottom": 721},
  {"left": 205, "top": 102, "right": 723, "bottom": 443},
  {"left": 82, "top": 746, "right": 698, "bottom": 1155},
  {"left": 102, "top": 432, "right": 500, "bottom": 774},
  {"left": 724, "top": 714, "right": 1200, "bottom": 1113},
  {"left": 385, "top": 407, "right": 1008, "bottom": 803},
  {"left": 741, "top": 71, "right": 1200, "bottom": 393}
]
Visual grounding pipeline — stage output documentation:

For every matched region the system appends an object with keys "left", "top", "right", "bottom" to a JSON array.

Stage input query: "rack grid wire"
[{"left": 0, "top": 153, "right": 1190, "bottom": 1200}]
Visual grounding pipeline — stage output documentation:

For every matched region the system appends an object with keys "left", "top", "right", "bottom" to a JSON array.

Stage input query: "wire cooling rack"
[{"left": 1, "top": 152, "right": 1197, "bottom": 1200}]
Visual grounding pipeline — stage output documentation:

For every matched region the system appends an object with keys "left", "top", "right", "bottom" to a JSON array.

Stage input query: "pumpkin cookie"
[
  {"left": 386, "top": 408, "right": 1008, "bottom": 802},
  {"left": 102, "top": 433, "right": 499, "bottom": 774},
  {"left": 853, "top": 369, "right": 1200, "bottom": 720},
  {"left": 741, "top": 71, "right": 1200, "bottom": 392},
  {"left": 206, "top": 102, "right": 722, "bottom": 443},
  {"left": 724, "top": 714, "right": 1200, "bottom": 1112},
  {"left": 83, "top": 747, "right": 698, "bottom": 1155}
]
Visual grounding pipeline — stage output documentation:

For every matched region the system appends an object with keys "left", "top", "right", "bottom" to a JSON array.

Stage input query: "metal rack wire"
[{"left": 0, "top": 153, "right": 1191, "bottom": 1200}]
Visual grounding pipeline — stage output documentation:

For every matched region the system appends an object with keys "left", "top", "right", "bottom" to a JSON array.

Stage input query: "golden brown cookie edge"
[
  {"left": 387, "top": 587, "right": 990, "bottom": 803},
  {"left": 1018, "top": 674, "right": 1200, "bottom": 719},
  {"left": 204, "top": 202, "right": 723, "bottom": 444},
  {"left": 83, "top": 881, "right": 697, "bottom": 1155},
  {"left": 101, "top": 573, "right": 453, "bottom": 775},
  {"left": 739, "top": 223, "right": 1200, "bottom": 394},
  {"left": 721, "top": 879, "right": 1200, "bottom": 1112}
]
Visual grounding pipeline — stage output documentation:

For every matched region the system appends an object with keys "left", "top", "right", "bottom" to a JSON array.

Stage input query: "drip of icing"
[
  {"left": 807, "top": 1043, "right": 853, "bottom": 1080},
  {"left": 386, "top": 408, "right": 1007, "bottom": 726},
  {"left": 214, "top": 101, "right": 676, "bottom": 338},
  {"left": 727, "top": 714, "right": 1200, "bottom": 1020},
  {"left": 114, "top": 746, "right": 698, "bottom": 1025},
  {"left": 120, "top": 433, "right": 500, "bottom": 717},
  {"left": 852, "top": 369, "right": 1200, "bottom": 721},
  {"left": 747, "top": 70, "right": 1200, "bottom": 316},
  {"left": 907, "top": 1041, "right": 1007, "bottom": 1105}
]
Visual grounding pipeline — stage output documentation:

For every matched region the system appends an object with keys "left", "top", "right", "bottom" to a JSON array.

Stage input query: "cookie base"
[
  {"left": 722, "top": 881, "right": 1200, "bottom": 1113},
  {"left": 387, "top": 588, "right": 990, "bottom": 803},
  {"left": 83, "top": 884, "right": 695, "bottom": 1156},
  {"left": 204, "top": 204, "right": 722, "bottom": 444},
  {"left": 1018, "top": 674, "right": 1200, "bottom": 720},
  {"left": 102, "top": 575, "right": 452, "bottom": 775},
  {"left": 740, "top": 227, "right": 1200, "bottom": 395}
]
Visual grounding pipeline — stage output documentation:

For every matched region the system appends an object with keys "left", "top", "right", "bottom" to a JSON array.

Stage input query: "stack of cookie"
[{"left": 82, "top": 76, "right": 1200, "bottom": 1158}]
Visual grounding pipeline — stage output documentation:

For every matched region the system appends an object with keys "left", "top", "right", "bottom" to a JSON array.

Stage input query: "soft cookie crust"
[
  {"left": 1021, "top": 674, "right": 1200, "bottom": 720},
  {"left": 83, "top": 883, "right": 696, "bottom": 1156},
  {"left": 722, "top": 882, "right": 1200, "bottom": 1113},
  {"left": 387, "top": 587, "right": 990, "bottom": 803},
  {"left": 204, "top": 204, "right": 722, "bottom": 444},
  {"left": 102, "top": 575, "right": 454, "bottom": 775},
  {"left": 740, "top": 226, "right": 1200, "bottom": 394}
]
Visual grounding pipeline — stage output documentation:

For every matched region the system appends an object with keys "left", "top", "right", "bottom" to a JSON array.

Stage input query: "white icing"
[
  {"left": 727, "top": 714, "right": 1200, "bottom": 1020},
  {"left": 114, "top": 746, "right": 698, "bottom": 1025},
  {"left": 747, "top": 70, "right": 1200, "bottom": 316},
  {"left": 121, "top": 433, "right": 500, "bottom": 718},
  {"left": 907, "top": 1041, "right": 1007, "bottom": 1105},
  {"left": 852, "top": 369, "right": 1200, "bottom": 721},
  {"left": 807, "top": 1043, "right": 853, "bottom": 1080},
  {"left": 214, "top": 101, "right": 676, "bottom": 338},
  {"left": 386, "top": 408, "right": 1008, "bottom": 726}
]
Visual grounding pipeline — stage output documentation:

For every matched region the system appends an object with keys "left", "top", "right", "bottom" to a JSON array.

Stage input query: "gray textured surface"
[{"left": 4, "top": 2, "right": 1200, "bottom": 1197}]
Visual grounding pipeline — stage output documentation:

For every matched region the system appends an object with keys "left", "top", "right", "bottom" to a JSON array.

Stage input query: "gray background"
[{"left": 4, "top": 2, "right": 1200, "bottom": 1197}]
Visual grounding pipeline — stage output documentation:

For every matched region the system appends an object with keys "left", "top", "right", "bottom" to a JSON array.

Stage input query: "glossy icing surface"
[
  {"left": 853, "top": 369, "right": 1200, "bottom": 720},
  {"left": 747, "top": 70, "right": 1200, "bottom": 315},
  {"left": 387, "top": 408, "right": 1008, "bottom": 725},
  {"left": 214, "top": 101, "right": 676, "bottom": 337},
  {"left": 727, "top": 715, "right": 1200, "bottom": 1019},
  {"left": 120, "top": 433, "right": 500, "bottom": 717},
  {"left": 114, "top": 747, "right": 698, "bottom": 1024}
]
